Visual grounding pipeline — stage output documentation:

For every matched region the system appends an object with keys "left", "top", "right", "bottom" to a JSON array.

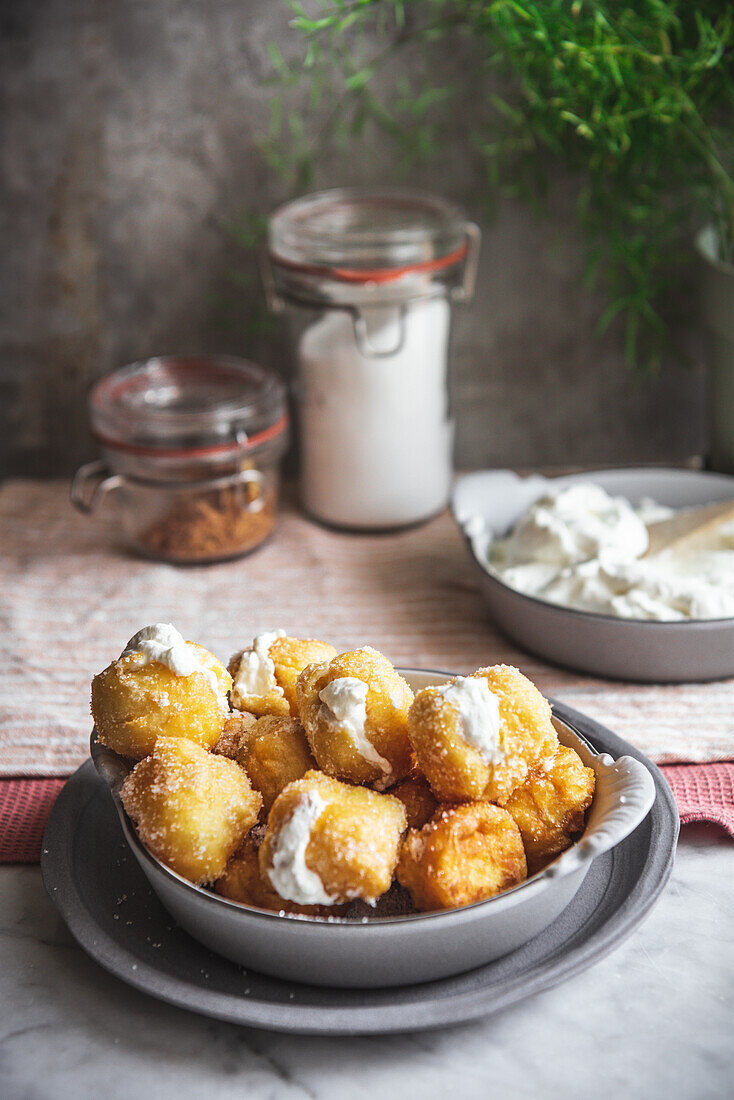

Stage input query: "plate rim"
[{"left": 41, "top": 702, "right": 679, "bottom": 1035}]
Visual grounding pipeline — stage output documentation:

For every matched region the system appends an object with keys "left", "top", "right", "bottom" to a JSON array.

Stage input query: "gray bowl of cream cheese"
[{"left": 452, "top": 468, "right": 734, "bottom": 682}]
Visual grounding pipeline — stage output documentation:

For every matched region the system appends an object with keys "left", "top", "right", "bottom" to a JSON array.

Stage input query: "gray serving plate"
[
  {"left": 41, "top": 702, "right": 677, "bottom": 1035},
  {"left": 452, "top": 467, "right": 734, "bottom": 683},
  {"left": 82, "top": 670, "right": 652, "bottom": 988}
]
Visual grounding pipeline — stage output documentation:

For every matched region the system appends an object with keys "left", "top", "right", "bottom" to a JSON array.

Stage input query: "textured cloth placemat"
[
  {"left": 2, "top": 479, "right": 734, "bottom": 777},
  {"left": 0, "top": 779, "right": 65, "bottom": 862},
  {"left": 660, "top": 763, "right": 734, "bottom": 835}
]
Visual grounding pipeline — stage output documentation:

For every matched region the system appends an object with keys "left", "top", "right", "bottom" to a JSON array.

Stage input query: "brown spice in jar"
[{"left": 140, "top": 480, "right": 275, "bottom": 563}]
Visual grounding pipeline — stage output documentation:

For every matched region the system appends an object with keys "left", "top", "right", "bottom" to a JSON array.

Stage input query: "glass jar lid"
[
  {"left": 90, "top": 356, "right": 288, "bottom": 459},
  {"left": 267, "top": 188, "right": 475, "bottom": 305}
]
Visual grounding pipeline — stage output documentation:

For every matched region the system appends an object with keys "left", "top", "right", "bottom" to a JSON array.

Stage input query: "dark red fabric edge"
[{"left": 0, "top": 779, "right": 66, "bottom": 863}]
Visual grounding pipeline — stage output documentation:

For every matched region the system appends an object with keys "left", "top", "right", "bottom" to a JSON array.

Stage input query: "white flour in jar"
[{"left": 297, "top": 296, "right": 453, "bottom": 528}]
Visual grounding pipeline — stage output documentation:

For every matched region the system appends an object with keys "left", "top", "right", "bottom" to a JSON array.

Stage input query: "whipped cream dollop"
[
  {"left": 231, "top": 629, "right": 286, "bottom": 705},
  {"left": 319, "top": 676, "right": 393, "bottom": 784},
  {"left": 266, "top": 791, "right": 336, "bottom": 906},
  {"left": 121, "top": 624, "right": 225, "bottom": 706},
  {"left": 487, "top": 484, "right": 734, "bottom": 621},
  {"left": 437, "top": 677, "right": 503, "bottom": 764}
]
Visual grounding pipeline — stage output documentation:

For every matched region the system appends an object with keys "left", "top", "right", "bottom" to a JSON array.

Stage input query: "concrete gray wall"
[{"left": 1, "top": 0, "right": 707, "bottom": 477}]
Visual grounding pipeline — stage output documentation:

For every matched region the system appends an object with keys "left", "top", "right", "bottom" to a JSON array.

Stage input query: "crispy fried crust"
[
  {"left": 271, "top": 637, "right": 338, "bottom": 714},
  {"left": 120, "top": 736, "right": 261, "bottom": 884},
  {"left": 396, "top": 802, "right": 527, "bottom": 911},
  {"left": 215, "top": 836, "right": 344, "bottom": 916},
  {"left": 407, "top": 686, "right": 490, "bottom": 802},
  {"left": 259, "top": 770, "right": 407, "bottom": 904},
  {"left": 388, "top": 774, "right": 438, "bottom": 830},
  {"left": 242, "top": 715, "right": 317, "bottom": 813},
  {"left": 504, "top": 744, "right": 595, "bottom": 874},
  {"left": 296, "top": 647, "right": 413, "bottom": 788},
  {"left": 92, "top": 643, "right": 232, "bottom": 759},
  {"left": 408, "top": 665, "right": 558, "bottom": 805},
  {"left": 213, "top": 710, "right": 258, "bottom": 760}
]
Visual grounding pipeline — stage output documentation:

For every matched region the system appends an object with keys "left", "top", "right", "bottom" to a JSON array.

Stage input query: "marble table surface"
[{"left": 1, "top": 827, "right": 732, "bottom": 1100}]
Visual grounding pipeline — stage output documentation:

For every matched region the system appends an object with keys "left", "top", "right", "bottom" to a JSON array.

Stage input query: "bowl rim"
[
  {"left": 453, "top": 466, "right": 734, "bottom": 629},
  {"left": 93, "top": 667, "right": 655, "bottom": 929}
]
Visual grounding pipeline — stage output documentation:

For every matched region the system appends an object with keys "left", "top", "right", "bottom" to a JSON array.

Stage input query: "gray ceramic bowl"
[
  {"left": 90, "top": 669, "right": 655, "bottom": 988},
  {"left": 452, "top": 467, "right": 734, "bottom": 683}
]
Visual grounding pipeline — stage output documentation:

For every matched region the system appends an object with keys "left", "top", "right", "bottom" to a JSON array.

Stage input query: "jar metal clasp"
[{"left": 451, "top": 221, "right": 481, "bottom": 303}]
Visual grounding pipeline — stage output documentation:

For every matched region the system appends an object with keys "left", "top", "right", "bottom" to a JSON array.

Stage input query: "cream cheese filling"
[
  {"left": 266, "top": 791, "right": 336, "bottom": 906},
  {"left": 436, "top": 676, "right": 503, "bottom": 765},
  {"left": 231, "top": 629, "right": 286, "bottom": 706},
  {"left": 319, "top": 676, "right": 393, "bottom": 784}
]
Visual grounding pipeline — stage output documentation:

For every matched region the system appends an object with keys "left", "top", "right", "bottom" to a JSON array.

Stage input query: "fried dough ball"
[
  {"left": 120, "top": 736, "right": 261, "bottom": 884},
  {"left": 296, "top": 647, "right": 413, "bottom": 789},
  {"left": 92, "top": 625, "right": 231, "bottom": 759},
  {"left": 397, "top": 803, "right": 527, "bottom": 912},
  {"left": 408, "top": 665, "right": 558, "bottom": 806},
  {"left": 214, "top": 712, "right": 316, "bottom": 815},
  {"left": 215, "top": 836, "right": 344, "bottom": 917},
  {"left": 259, "top": 771, "right": 407, "bottom": 906},
  {"left": 242, "top": 715, "right": 317, "bottom": 814},
  {"left": 389, "top": 774, "right": 438, "bottom": 829},
  {"left": 229, "top": 631, "right": 337, "bottom": 717},
  {"left": 505, "top": 744, "right": 596, "bottom": 874},
  {"left": 213, "top": 709, "right": 258, "bottom": 760}
]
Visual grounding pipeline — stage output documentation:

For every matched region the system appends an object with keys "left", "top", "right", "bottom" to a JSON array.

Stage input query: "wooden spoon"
[{"left": 644, "top": 499, "right": 734, "bottom": 557}]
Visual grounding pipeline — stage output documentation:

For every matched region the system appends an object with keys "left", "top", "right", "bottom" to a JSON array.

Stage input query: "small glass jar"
[
  {"left": 72, "top": 356, "right": 288, "bottom": 563},
  {"left": 264, "top": 187, "right": 480, "bottom": 530}
]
